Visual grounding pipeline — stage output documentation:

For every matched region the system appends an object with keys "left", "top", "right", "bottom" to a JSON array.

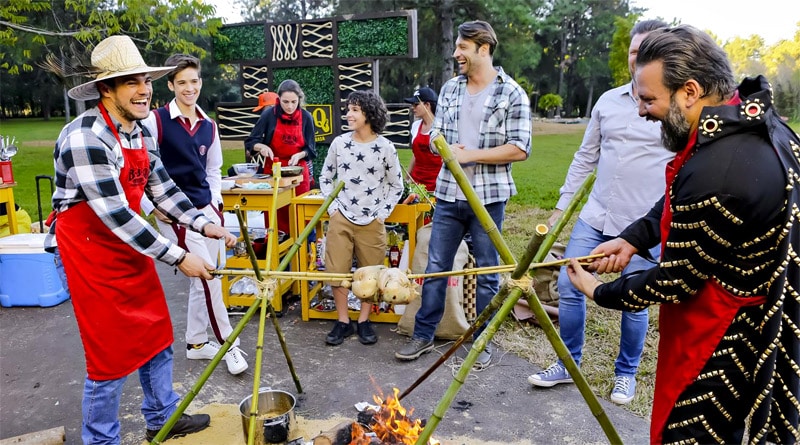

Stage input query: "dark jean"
[
  {"left": 413, "top": 199, "right": 505, "bottom": 341},
  {"left": 81, "top": 346, "right": 180, "bottom": 444},
  {"left": 556, "top": 218, "right": 660, "bottom": 377}
]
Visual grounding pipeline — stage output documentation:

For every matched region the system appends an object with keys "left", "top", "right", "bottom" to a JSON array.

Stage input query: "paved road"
[{"left": 0, "top": 262, "right": 649, "bottom": 444}]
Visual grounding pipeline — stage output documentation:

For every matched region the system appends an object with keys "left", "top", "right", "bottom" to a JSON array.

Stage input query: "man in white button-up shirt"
[{"left": 528, "top": 20, "right": 673, "bottom": 405}]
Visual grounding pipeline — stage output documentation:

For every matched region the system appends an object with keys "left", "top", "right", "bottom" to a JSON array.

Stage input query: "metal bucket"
[{"left": 239, "top": 388, "right": 296, "bottom": 444}]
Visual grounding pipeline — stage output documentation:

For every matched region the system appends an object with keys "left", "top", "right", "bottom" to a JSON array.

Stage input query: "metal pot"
[{"left": 239, "top": 388, "right": 296, "bottom": 444}]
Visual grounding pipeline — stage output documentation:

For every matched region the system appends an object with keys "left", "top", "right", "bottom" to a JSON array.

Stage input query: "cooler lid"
[{"left": 0, "top": 233, "right": 48, "bottom": 254}]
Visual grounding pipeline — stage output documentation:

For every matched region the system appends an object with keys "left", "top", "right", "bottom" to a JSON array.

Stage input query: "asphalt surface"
[{"left": 0, "top": 261, "right": 650, "bottom": 444}]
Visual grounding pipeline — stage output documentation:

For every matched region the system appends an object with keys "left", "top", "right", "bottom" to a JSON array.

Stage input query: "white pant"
[{"left": 156, "top": 205, "right": 239, "bottom": 347}]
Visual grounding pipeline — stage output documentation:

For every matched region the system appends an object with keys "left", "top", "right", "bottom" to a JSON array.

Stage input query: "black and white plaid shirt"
[{"left": 44, "top": 107, "right": 211, "bottom": 265}]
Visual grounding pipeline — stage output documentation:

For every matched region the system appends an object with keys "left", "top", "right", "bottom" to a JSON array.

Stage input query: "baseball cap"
[
  {"left": 253, "top": 91, "right": 279, "bottom": 112},
  {"left": 404, "top": 87, "right": 438, "bottom": 104}
]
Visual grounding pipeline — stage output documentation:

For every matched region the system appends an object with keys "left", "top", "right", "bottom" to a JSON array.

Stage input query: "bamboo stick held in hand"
[
  {"left": 150, "top": 178, "right": 345, "bottom": 445},
  {"left": 413, "top": 171, "right": 622, "bottom": 445}
]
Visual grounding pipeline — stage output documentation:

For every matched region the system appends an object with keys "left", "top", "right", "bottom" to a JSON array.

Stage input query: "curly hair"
[{"left": 347, "top": 90, "right": 389, "bottom": 133}]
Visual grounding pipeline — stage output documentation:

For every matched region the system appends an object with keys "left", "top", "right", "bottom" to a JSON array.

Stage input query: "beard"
[{"left": 660, "top": 99, "right": 692, "bottom": 153}]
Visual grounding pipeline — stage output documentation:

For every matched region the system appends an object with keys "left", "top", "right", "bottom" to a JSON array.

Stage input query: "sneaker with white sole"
[
  {"left": 527, "top": 362, "right": 574, "bottom": 388},
  {"left": 224, "top": 346, "right": 248, "bottom": 375},
  {"left": 186, "top": 341, "right": 220, "bottom": 360},
  {"left": 610, "top": 375, "right": 636, "bottom": 405}
]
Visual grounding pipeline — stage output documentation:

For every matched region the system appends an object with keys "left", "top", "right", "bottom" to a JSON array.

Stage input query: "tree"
[
  {"left": 724, "top": 35, "right": 768, "bottom": 79},
  {"left": 608, "top": 15, "right": 636, "bottom": 87},
  {"left": 0, "top": 0, "right": 224, "bottom": 118},
  {"left": 235, "top": 0, "right": 333, "bottom": 21},
  {"left": 538, "top": 92, "right": 562, "bottom": 117},
  {"left": 532, "top": 0, "right": 631, "bottom": 117},
  {"left": 760, "top": 25, "right": 800, "bottom": 120}
]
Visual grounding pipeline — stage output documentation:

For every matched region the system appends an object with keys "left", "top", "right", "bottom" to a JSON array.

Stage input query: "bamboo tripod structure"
[
  {"left": 149, "top": 171, "right": 345, "bottom": 444},
  {"left": 409, "top": 131, "right": 622, "bottom": 444}
]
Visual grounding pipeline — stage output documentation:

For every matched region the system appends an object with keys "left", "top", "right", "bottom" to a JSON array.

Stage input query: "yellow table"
[
  {"left": 220, "top": 185, "right": 298, "bottom": 311},
  {"left": 291, "top": 190, "right": 431, "bottom": 323},
  {"left": 0, "top": 183, "right": 19, "bottom": 235}
]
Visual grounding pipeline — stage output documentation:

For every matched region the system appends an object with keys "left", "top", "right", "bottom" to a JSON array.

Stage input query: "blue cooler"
[{"left": 0, "top": 233, "right": 69, "bottom": 307}]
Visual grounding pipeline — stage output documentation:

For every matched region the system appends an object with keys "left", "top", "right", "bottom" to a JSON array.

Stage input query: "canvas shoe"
[
  {"left": 325, "top": 321, "right": 355, "bottom": 346},
  {"left": 145, "top": 413, "right": 211, "bottom": 441},
  {"left": 395, "top": 338, "right": 434, "bottom": 360},
  {"left": 356, "top": 320, "right": 378, "bottom": 345},
  {"left": 527, "top": 362, "right": 574, "bottom": 388},
  {"left": 224, "top": 346, "right": 248, "bottom": 375},
  {"left": 610, "top": 375, "right": 636, "bottom": 405},
  {"left": 186, "top": 341, "right": 220, "bottom": 360}
]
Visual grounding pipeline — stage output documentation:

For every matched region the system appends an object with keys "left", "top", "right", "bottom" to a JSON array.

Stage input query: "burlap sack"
[
  {"left": 532, "top": 242, "right": 565, "bottom": 306},
  {"left": 512, "top": 242, "right": 566, "bottom": 322},
  {"left": 397, "top": 224, "right": 470, "bottom": 339}
]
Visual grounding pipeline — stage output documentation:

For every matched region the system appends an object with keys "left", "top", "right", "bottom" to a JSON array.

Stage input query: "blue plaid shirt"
[
  {"left": 44, "top": 107, "right": 212, "bottom": 265},
  {"left": 432, "top": 67, "right": 531, "bottom": 204}
]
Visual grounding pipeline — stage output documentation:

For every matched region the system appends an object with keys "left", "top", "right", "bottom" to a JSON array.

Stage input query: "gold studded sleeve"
[{"left": 594, "top": 130, "right": 787, "bottom": 312}]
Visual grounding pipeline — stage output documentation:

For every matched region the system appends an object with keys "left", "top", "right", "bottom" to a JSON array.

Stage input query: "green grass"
[{"left": 2, "top": 118, "right": 581, "bottom": 219}]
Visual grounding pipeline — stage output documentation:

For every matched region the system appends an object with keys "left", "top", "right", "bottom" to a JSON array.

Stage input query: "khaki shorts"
[{"left": 324, "top": 211, "right": 386, "bottom": 287}]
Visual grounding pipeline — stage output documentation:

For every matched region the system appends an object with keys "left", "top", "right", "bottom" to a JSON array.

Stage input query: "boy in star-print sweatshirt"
[{"left": 319, "top": 90, "right": 404, "bottom": 346}]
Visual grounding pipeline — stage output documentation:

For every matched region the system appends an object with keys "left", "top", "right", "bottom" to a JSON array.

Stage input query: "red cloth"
[
  {"left": 409, "top": 130, "right": 441, "bottom": 192},
  {"left": 55, "top": 104, "right": 173, "bottom": 380},
  {"left": 263, "top": 108, "right": 311, "bottom": 234},
  {"left": 650, "top": 93, "right": 765, "bottom": 443}
]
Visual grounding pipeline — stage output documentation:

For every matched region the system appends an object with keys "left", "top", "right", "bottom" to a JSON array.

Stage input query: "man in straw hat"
[{"left": 44, "top": 35, "right": 237, "bottom": 442}]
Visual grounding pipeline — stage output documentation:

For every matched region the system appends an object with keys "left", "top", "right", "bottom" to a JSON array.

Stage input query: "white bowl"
[
  {"left": 233, "top": 163, "right": 259, "bottom": 177},
  {"left": 220, "top": 179, "right": 235, "bottom": 191}
]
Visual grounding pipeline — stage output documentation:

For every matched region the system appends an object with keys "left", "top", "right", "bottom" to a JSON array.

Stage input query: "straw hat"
[
  {"left": 253, "top": 91, "right": 280, "bottom": 112},
  {"left": 67, "top": 35, "right": 176, "bottom": 101}
]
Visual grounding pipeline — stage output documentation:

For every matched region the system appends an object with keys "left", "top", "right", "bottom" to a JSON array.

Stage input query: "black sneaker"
[
  {"left": 325, "top": 321, "right": 355, "bottom": 345},
  {"left": 145, "top": 413, "right": 211, "bottom": 441},
  {"left": 395, "top": 338, "right": 434, "bottom": 360},
  {"left": 357, "top": 320, "right": 378, "bottom": 345}
]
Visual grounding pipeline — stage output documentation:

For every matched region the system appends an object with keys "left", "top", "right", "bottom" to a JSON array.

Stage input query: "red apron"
[
  {"left": 266, "top": 115, "right": 311, "bottom": 234},
  {"left": 650, "top": 125, "right": 766, "bottom": 443},
  {"left": 410, "top": 130, "right": 441, "bottom": 192},
  {"left": 56, "top": 104, "right": 173, "bottom": 381}
]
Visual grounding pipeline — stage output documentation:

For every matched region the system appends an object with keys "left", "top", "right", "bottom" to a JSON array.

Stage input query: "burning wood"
[{"left": 313, "top": 388, "right": 439, "bottom": 445}]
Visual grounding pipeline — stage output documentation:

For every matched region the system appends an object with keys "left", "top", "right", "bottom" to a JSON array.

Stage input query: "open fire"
[{"left": 342, "top": 388, "right": 439, "bottom": 445}]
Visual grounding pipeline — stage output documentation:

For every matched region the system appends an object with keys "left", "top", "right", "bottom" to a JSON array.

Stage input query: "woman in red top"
[
  {"left": 404, "top": 87, "right": 441, "bottom": 192},
  {"left": 245, "top": 80, "right": 317, "bottom": 234}
]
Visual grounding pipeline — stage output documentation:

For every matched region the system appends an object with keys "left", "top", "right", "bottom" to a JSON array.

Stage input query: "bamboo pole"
[
  {"left": 150, "top": 180, "right": 344, "bottom": 445},
  {"left": 211, "top": 269, "right": 352, "bottom": 280},
  {"left": 415, "top": 172, "right": 622, "bottom": 445},
  {"left": 398, "top": 223, "right": 548, "bottom": 402},
  {"left": 429, "top": 132, "right": 515, "bottom": 265},
  {"left": 247, "top": 161, "right": 283, "bottom": 445}
]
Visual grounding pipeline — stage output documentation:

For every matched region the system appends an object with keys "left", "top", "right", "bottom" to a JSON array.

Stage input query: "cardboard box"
[{"left": 0, "top": 234, "right": 69, "bottom": 307}]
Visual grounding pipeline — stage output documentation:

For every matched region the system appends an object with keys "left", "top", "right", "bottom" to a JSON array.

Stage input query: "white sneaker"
[
  {"left": 224, "top": 346, "right": 248, "bottom": 375},
  {"left": 186, "top": 341, "right": 221, "bottom": 360}
]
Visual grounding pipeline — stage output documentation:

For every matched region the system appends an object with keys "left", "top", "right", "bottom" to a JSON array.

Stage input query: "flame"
[{"left": 349, "top": 387, "right": 439, "bottom": 445}]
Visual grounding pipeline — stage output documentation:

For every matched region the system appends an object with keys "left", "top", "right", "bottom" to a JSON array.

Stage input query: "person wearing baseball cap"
[
  {"left": 46, "top": 35, "right": 237, "bottom": 442},
  {"left": 403, "top": 87, "right": 441, "bottom": 191},
  {"left": 252, "top": 91, "right": 279, "bottom": 112}
]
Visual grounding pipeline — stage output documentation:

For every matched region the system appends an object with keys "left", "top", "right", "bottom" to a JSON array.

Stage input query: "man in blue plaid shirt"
[{"left": 396, "top": 20, "right": 531, "bottom": 368}]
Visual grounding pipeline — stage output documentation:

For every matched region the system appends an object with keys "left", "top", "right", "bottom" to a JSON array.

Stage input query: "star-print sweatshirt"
[{"left": 319, "top": 132, "right": 404, "bottom": 225}]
